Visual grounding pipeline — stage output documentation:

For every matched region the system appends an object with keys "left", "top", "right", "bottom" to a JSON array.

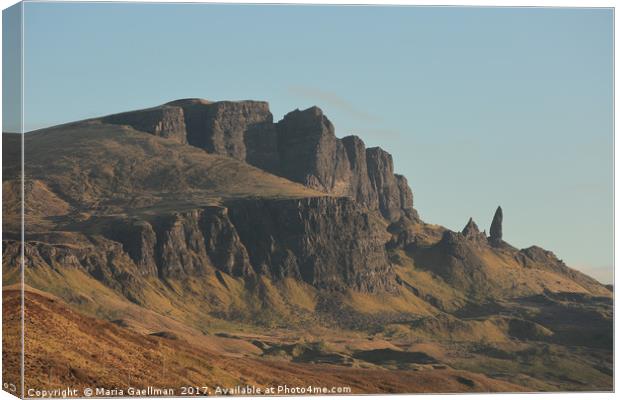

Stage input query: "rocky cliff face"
[
  {"left": 102, "top": 99, "right": 415, "bottom": 221},
  {"left": 227, "top": 197, "right": 396, "bottom": 292},
  {"left": 341, "top": 135, "right": 376, "bottom": 207},
  {"left": 166, "top": 98, "right": 280, "bottom": 173},
  {"left": 275, "top": 108, "right": 413, "bottom": 221},
  {"left": 105, "top": 207, "right": 253, "bottom": 280},
  {"left": 276, "top": 107, "right": 350, "bottom": 194},
  {"left": 366, "top": 147, "right": 414, "bottom": 220},
  {"left": 102, "top": 105, "right": 187, "bottom": 144},
  {"left": 166, "top": 99, "right": 278, "bottom": 172},
  {"left": 107, "top": 219, "right": 159, "bottom": 277},
  {"left": 4, "top": 235, "right": 146, "bottom": 303},
  {"left": 15, "top": 196, "right": 395, "bottom": 296},
  {"left": 395, "top": 174, "right": 414, "bottom": 210}
]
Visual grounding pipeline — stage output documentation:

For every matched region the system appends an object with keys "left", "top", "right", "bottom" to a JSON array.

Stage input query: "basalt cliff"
[{"left": 2, "top": 98, "right": 612, "bottom": 393}]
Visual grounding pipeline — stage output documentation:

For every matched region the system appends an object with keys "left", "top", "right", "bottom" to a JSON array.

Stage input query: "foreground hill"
[
  {"left": 2, "top": 98, "right": 613, "bottom": 393},
  {"left": 3, "top": 287, "right": 528, "bottom": 395}
]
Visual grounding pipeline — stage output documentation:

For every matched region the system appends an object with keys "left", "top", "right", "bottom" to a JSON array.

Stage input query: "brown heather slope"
[{"left": 3, "top": 288, "right": 527, "bottom": 394}]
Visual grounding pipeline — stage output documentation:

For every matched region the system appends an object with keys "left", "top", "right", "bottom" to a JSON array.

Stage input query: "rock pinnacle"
[{"left": 489, "top": 206, "right": 503, "bottom": 243}]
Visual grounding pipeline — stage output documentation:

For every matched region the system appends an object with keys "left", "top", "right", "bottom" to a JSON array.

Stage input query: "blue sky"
[{"left": 6, "top": 3, "right": 614, "bottom": 282}]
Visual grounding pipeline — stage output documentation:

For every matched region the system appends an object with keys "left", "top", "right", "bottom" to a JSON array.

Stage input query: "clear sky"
[{"left": 7, "top": 3, "right": 614, "bottom": 282}]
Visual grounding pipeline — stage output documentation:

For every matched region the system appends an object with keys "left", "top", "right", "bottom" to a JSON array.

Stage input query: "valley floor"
[{"left": 2, "top": 287, "right": 612, "bottom": 396}]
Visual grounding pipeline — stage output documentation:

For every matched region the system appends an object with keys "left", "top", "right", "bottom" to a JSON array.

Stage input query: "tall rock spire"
[{"left": 489, "top": 206, "right": 503, "bottom": 243}]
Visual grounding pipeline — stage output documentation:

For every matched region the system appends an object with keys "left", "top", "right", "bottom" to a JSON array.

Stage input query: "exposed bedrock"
[
  {"left": 105, "top": 207, "right": 253, "bottom": 279},
  {"left": 167, "top": 99, "right": 278, "bottom": 172},
  {"left": 489, "top": 206, "right": 503, "bottom": 245},
  {"left": 276, "top": 107, "right": 414, "bottom": 221},
  {"left": 16, "top": 197, "right": 397, "bottom": 293},
  {"left": 102, "top": 99, "right": 416, "bottom": 221},
  {"left": 3, "top": 236, "right": 146, "bottom": 303},
  {"left": 461, "top": 217, "right": 488, "bottom": 244},
  {"left": 102, "top": 105, "right": 187, "bottom": 144},
  {"left": 365, "top": 147, "right": 414, "bottom": 220},
  {"left": 226, "top": 196, "right": 397, "bottom": 292},
  {"left": 341, "top": 135, "right": 376, "bottom": 208},
  {"left": 276, "top": 106, "right": 350, "bottom": 194}
]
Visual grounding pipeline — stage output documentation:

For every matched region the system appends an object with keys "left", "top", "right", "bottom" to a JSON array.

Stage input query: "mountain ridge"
[
  {"left": 2, "top": 97, "right": 613, "bottom": 392},
  {"left": 99, "top": 98, "right": 416, "bottom": 221}
]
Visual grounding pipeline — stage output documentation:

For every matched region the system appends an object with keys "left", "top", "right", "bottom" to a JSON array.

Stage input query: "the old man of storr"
[{"left": 1, "top": 1, "right": 614, "bottom": 398}]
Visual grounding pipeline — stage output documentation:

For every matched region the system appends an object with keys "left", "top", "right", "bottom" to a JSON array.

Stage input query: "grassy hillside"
[
  {"left": 3, "top": 288, "right": 527, "bottom": 394},
  {"left": 5, "top": 123, "right": 323, "bottom": 229}
]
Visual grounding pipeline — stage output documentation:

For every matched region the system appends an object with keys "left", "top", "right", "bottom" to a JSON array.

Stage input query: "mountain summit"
[{"left": 100, "top": 99, "right": 415, "bottom": 221}]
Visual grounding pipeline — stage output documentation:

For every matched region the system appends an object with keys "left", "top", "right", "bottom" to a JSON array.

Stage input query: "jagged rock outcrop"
[
  {"left": 366, "top": 147, "right": 410, "bottom": 220},
  {"left": 408, "top": 213, "right": 612, "bottom": 300},
  {"left": 43, "top": 197, "right": 394, "bottom": 293},
  {"left": 341, "top": 135, "right": 376, "bottom": 207},
  {"left": 438, "top": 230, "right": 478, "bottom": 260},
  {"left": 167, "top": 99, "right": 277, "bottom": 171},
  {"left": 227, "top": 197, "right": 397, "bottom": 292},
  {"left": 107, "top": 208, "right": 253, "bottom": 279},
  {"left": 276, "top": 107, "right": 352, "bottom": 194},
  {"left": 462, "top": 218, "right": 487, "bottom": 244},
  {"left": 101, "top": 100, "right": 416, "bottom": 221},
  {"left": 107, "top": 220, "right": 159, "bottom": 277},
  {"left": 4, "top": 237, "right": 146, "bottom": 304},
  {"left": 4, "top": 208, "right": 260, "bottom": 304},
  {"left": 102, "top": 105, "right": 187, "bottom": 144},
  {"left": 395, "top": 174, "right": 414, "bottom": 210},
  {"left": 489, "top": 206, "right": 503, "bottom": 244},
  {"left": 200, "top": 207, "right": 254, "bottom": 277},
  {"left": 276, "top": 108, "right": 413, "bottom": 220},
  {"left": 150, "top": 211, "right": 214, "bottom": 278},
  {"left": 176, "top": 98, "right": 279, "bottom": 172}
]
